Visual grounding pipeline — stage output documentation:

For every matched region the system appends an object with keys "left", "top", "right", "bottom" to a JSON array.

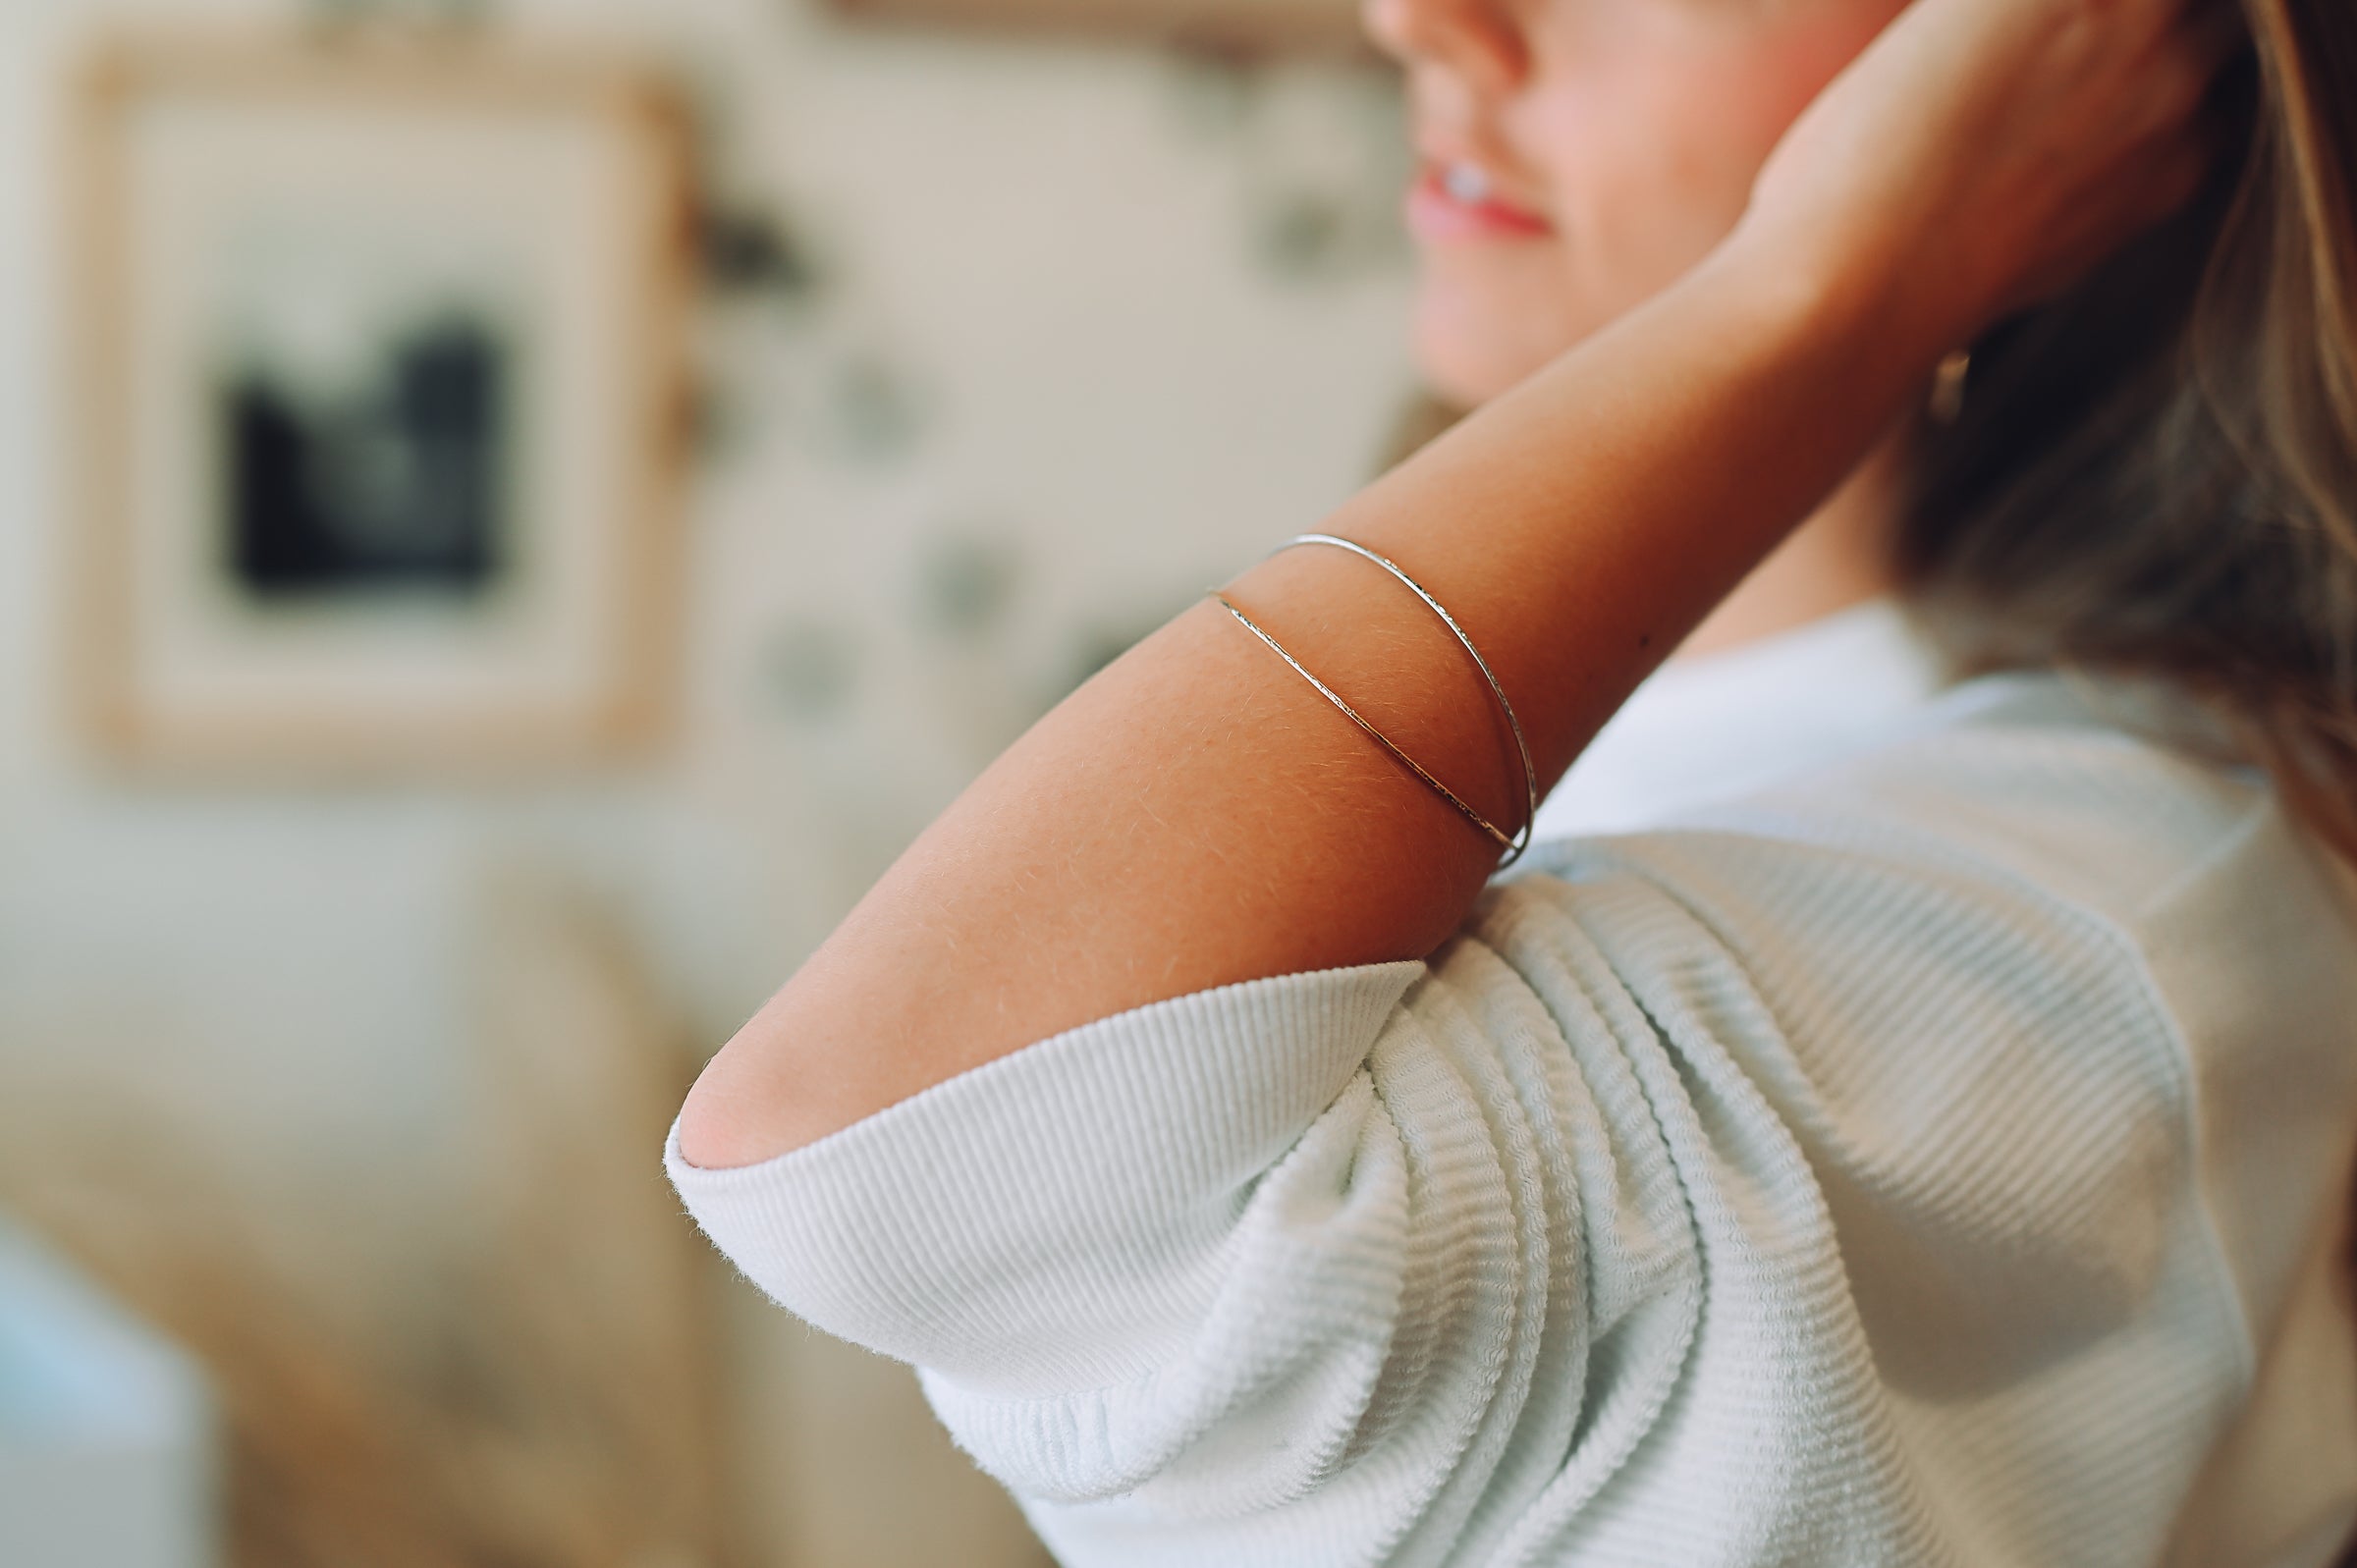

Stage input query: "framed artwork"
[
  {"left": 823, "top": 0, "right": 1367, "bottom": 56},
  {"left": 67, "top": 30, "right": 695, "bottom": 777}
]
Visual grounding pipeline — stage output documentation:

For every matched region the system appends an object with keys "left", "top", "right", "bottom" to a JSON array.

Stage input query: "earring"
[{"left": 1928, "top": 347, "right": 1971, "bottom": 425}]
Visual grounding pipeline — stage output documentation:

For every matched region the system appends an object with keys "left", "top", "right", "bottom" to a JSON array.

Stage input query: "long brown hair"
[{"left": 1894, "top": 0, "right": 2357, "bottom": 862}]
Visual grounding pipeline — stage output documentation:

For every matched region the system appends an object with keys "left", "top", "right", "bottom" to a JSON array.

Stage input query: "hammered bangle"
[{"left": 1206, "top": 531, "right": 1538, "bottom": 869}]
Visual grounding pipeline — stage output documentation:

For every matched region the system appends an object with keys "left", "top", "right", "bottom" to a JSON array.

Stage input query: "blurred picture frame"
[
  {"left": 67, "top": 30, "right": 694, "bottom": 778},
  {"left": 823, "top": 0, "right": 1365, "bottom": 56}
]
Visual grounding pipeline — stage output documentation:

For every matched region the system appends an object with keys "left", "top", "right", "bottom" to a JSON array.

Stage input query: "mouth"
[{"left": 1406, "top": 157, "right": 1556, "bottom": 243}]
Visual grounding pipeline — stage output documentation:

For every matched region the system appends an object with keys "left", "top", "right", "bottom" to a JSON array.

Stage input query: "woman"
[{"left": 668, "top": 0, "right": 2357, "bottom": 1558}]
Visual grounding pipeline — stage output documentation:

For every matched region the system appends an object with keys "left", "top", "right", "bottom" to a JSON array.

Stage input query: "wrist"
[{"left": 1703, "top": 214, "right": 1968, "bottom": 393}]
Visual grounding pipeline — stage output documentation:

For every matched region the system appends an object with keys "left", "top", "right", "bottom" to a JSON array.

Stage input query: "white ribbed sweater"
[{"left": 668, "top": 617, "right": 2357, "bottom": 1568}]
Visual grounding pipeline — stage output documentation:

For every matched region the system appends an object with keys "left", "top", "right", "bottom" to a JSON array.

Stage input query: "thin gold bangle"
[
  {"left": 1274, "top": 532, "right": 1539, "bottom": 866},
  {"left": 1206, "top": 587, "right": 1526, "bottom": 865}
]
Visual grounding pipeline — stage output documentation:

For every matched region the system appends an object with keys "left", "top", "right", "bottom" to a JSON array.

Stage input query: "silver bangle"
[
  {"left": 1207, "top": 531, "right": 1538, "bottom": 869},
  {"left": 1206, "top": 586, "right": 1517, "bottom": 858}
]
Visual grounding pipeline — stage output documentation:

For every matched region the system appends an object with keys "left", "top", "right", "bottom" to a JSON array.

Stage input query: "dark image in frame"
[{"left": 67, "top": 28, "right": 695, "bottom": 779}]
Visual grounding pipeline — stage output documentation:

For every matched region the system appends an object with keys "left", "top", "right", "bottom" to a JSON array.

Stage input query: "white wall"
[{"left": 0, "top": 0, "right": 1418, "bottom": 1561}]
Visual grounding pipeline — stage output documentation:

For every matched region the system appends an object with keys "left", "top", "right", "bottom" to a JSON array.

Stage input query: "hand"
[{"left": 1735, "top": 0, "right": 2251, "bottom": 359}]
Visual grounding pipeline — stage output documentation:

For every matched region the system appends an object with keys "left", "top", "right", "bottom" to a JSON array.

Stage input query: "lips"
[{"left": 1406, "top": 159, "right": 1556, "bottom": 242}]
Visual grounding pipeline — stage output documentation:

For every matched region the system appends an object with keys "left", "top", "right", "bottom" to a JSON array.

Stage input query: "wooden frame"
[
  {"left": 67, "top": 28, "right": 694, "bottom": 779},
  {"left": 824, "top": 0, "right": 1367, "bottom": 57}
]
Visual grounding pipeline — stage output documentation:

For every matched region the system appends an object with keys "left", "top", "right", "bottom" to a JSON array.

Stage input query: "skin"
[
  {"left": 1382, "top": 0, "right": 1918, "bottom": 406},
  {"left": 678, "top": 0, "right": 2240, "bottom": 1168},
  {"left": 1382, "top": 0, "right": 1928, "bottom": 663}
]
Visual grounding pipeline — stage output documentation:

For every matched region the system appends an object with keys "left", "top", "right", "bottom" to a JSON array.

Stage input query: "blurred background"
[{"left": 0, "top": 0, "right": 1430, "bottom": 1564}]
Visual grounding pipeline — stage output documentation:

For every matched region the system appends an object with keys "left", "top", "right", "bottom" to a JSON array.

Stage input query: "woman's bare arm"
[{"left": 677, "top": 0, "right": 2233, "bottom": 1168}]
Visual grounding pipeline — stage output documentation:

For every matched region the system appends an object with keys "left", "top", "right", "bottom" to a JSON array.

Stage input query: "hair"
[{"left": 1892, "top": 0, "right": 2357, "bottom": 863}]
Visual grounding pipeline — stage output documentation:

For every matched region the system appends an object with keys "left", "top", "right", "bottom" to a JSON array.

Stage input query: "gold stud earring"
[{"left": 1928, "top": 347, "right": 1971, "bottom": 425}]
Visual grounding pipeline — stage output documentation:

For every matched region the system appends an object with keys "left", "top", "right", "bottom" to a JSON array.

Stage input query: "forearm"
[{"left": 679, "top": 230, "right": 1942, "bottom": 1167}]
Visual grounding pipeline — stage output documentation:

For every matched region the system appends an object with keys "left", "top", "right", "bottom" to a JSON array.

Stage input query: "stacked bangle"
[{"left": 1206, "top": 531, "right": 1539, "bottom": 870}]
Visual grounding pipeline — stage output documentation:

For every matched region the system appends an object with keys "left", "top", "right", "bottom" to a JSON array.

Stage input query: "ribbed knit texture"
[{"left": 668, "top": 671, "right": 2357, "bottom": 1567}]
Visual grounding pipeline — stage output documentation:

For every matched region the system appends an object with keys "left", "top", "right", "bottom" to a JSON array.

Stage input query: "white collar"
[{"left": 1530, "top": 594, "right": 1953, "bottom": 842}]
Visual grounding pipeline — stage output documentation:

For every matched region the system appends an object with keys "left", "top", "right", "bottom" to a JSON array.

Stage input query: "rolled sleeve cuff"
[{"left": 663, "top": 958, "right": 1426, "bottom": 1395}]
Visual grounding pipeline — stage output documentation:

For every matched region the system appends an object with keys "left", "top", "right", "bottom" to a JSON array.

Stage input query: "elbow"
[
  {"left": 673, "top": 1027, "right": 784, "bottom": 1171},
  {"left": 675, "top": 989, "right": 861, "bottom": 1169},
  {"left": 675, "top": 977, "right": 929, "bottom": 1167}
]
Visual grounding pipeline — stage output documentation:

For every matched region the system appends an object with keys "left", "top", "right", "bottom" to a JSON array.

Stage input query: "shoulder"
[
  {"left": 1481, "top": 666, "right": 2357, "bottom": 1101},
  {"left": 1474, "top": 660, "right": 2357, "bottom": 1161},
  {"left": 1478, "top": 665, "right": 2357, "bottom": 1357},
  {"left": 1507, "top": 667, "right": 2350, "bottom": 950}
]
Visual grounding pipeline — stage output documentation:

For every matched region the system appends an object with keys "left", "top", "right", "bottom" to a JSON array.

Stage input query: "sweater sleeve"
[{"left": 664, "top": 822, "right": 2262, "bottom": 1568}]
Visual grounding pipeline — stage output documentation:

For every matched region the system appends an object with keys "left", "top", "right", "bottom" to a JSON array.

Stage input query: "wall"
[{"left": 0, "top": 0, "right": 1418, "bottom": 1562}]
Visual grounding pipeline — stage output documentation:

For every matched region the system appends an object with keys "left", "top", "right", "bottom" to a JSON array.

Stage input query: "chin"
[{"left": 1407, "top": 271, "right": 1581, "bottom": 410}]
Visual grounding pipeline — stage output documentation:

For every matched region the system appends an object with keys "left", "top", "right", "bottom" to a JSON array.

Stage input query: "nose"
[{"left": 1360, "top": 0, "right": 1530, "bottom": 98}]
